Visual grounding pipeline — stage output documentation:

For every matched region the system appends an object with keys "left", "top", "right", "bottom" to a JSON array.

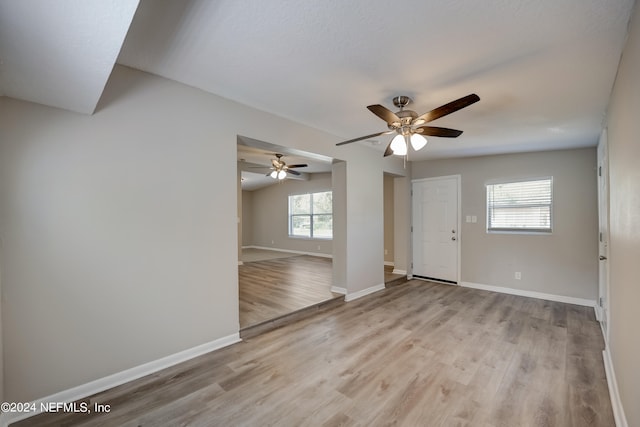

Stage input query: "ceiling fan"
[
  {"left": 336, "top": 94, "right": 480, "bottom": 156},
  {"left": 264, "top": 154, "right": 308, "bottom": 180}
]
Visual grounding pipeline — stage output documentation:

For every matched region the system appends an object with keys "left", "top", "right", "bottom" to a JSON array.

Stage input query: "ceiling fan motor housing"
[{"left": 388, "top": 97, "right": 418, "bottom": 132}]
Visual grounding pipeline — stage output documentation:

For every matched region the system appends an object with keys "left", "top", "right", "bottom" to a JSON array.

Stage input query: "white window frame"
[
  {"left": 288, "top": 191, "right": 333, "bottom": 239},
  {"left": 486, "top": 177, "right": 553, "bottom": 234}
]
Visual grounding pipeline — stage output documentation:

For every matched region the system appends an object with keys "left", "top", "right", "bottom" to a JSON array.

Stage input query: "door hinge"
[
  {"left": 411, "top": 226, "right": 413, "bottom": 232},
  {"left": 599, "top": 297, "right": 603, "bottom": 307},
  {"left": 599, "top": 232, "right": 603, "bottom": 242},
  {"left": 599, "top": 166, "right": 602, "bottom": 177}
]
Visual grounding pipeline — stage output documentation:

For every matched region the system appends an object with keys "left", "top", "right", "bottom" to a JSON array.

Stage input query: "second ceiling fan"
[
  {"left": 336, "top": 93, "right": 480, "bottom": 156},
  {"left": 267, "top": 153, "right": 308, "bottom": 180}
]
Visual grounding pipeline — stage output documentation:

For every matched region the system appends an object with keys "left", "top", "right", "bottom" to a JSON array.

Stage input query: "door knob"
[
  {"left": 599, "top": 255, "right": 607, "bottom": 260},
  {"left": 451, "top": 237, "right": 456, "bottom": 241}
]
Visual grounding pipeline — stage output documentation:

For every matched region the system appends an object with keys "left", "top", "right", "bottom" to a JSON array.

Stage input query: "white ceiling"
[
  {"left": 0, "top": 0, "right": 139, "bottom": 114},
  {"left": 0, "top": 0, "right": 636, "bottom": 160}
]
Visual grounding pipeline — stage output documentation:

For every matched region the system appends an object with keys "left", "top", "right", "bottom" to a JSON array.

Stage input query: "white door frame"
[
  {"left": 410, "top": 175, "right": 462, "bottom": 284},
  {"left": 597, "top": 128, "right": 610, "bottom": 343}
]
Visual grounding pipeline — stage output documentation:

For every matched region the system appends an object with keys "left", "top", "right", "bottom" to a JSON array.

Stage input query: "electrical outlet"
[
  {"left": 384, "top": 249, "right": 388, "bottom": 255},
  {"left": 317, "top": 245, "right": 321, "bottom": 250},
  {"left": 515, "top": 272, "right": 521, "bottom": 280}
]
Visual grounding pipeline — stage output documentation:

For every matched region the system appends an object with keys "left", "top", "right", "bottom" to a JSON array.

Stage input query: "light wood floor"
[
  {"left": 15, "top": 280, "right": 613, "bottom": 426},
  {"left": 239, "top": 255, "right": 341, "bottom": 328}
]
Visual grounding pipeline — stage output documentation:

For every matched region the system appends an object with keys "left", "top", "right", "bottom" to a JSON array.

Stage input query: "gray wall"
[
  {"left": 412, "top": 148, "right": 599, "bottom": 300},
  {"left": 393, "top": 175, "right": 411, "bottom": 274},
  {"left": 243, "top": 173, "right": 333, "bottom": 255},
  {"left": 241, "top": 190, "right": 254, "bottom": 246},
  {"left": 605, "top": 2, "right": 640, "bottom": 424},
  {"left": 0, "top": 65, "right": 406, "bottom": 402}
]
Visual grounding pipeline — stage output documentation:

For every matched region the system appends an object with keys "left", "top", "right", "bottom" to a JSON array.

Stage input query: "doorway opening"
[{"left": 237, "top": 136, "right": 342, "bottom": 336}]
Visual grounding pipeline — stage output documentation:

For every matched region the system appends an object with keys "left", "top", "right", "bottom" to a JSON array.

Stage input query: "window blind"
[{"left": 486, "top": 178, "right": 552, "bottom": 232}]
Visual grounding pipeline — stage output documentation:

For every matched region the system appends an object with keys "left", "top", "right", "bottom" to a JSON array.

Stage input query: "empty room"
[{"left": 1, "top": 1, "right": 639, "bottom": 426}]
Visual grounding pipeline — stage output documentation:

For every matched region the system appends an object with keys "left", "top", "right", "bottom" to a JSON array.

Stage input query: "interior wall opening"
[{"left": 237, "top": 136, "right": 342, "bottom": 334}]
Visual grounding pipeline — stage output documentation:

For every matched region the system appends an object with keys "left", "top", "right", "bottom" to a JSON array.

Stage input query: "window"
[
  {"left": 486, "top": 178, "right": 552, "bottom": 233},
  {"left": 289, "top": 191, "right": 332, "bottom": 238}
]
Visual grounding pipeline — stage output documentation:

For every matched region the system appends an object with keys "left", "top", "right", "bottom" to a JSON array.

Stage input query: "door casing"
[
  {"left": 410, "top": 175, "right": 461, "bottom": 284},
  {"left": 597, "top": 129, "right": 610, "bottom": 343}
]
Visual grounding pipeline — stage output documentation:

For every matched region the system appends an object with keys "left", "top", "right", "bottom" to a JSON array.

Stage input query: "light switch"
[
  {"left": 471, "top": 216, "right": 477, "bottom": 223},
  {"left": 466, "top": 215, "right": 472, "bottom": 223}
]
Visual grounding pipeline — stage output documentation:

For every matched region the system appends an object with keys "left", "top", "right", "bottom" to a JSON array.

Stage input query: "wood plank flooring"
[
  {"left": 239, "top": 255, "right": 341, "bottom": 328},
  {"left": 14, "top": 280, "right": 613, "bottom": 427}
]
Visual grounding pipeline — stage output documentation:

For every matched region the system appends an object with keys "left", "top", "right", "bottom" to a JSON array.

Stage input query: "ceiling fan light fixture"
[
  {"left": 390, "top": 134, "right": 407, "bottom": 156},
  {"left": 270, "top": 170, "right": 278, "bottom": 179},
  {"left": 410, "top": 133, "right": 427, "bottom": 150},
  {"left": 277, "top": 170, "right": 287, "bottom": 180}
]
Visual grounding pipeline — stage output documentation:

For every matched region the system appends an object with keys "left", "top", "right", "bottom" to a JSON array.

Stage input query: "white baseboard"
[
  {"left": 0, "top": 333, "right": 240, "bottom": 427},
  {"left": 246, "top": 245, "right": 332, "bottom": 259},
  {"left": 460, "top": 282, "right": 597, "bottom": 307},
  {"left": 345, "top": 283, "right": 385, "bottom": 302},
  {"left": 384, "top": 261, "right": 394, "bottom": 267},
  {"left": 603, "top": 346, "right": 628, "bottom": 427},
  {"left": 238, "top": 260, "right": 243, "bottom": 265},
  {"left": 392, "top": 269, "right": 407, "bottom": 275},
  {"left": 594, "top": 304, "right": 603, "bottom": 322},
  {"left": 331, "top": 286, "right": 347, "bottom": 294}
]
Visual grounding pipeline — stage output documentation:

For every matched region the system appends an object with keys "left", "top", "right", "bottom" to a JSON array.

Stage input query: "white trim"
[
  {"left": 245, "top": 245, "right": 332, "bottom": 259},
  {"left": 384, "top": 261, "right": 394, "bottom": 267},
  {"left": 0, "top": 333, "right": 240, "bottom": 427},
  {"left": 238, "top": 260, "right": 244, "bottom": 265},
  {"left": 456, "top": 175, "right": 462, "bottom": 285},
  {"left": 345, "top": 283, "right": 385, "bottom": 302},
  {"left": 331, "top": 286, "right": 347, "bottom": 294},
  {"left": 392, "top": 269, "right": 407, "bottom": 275},
  {"left": 603, "top": 346, "right": 628, "bottom": 427},
  {"left": 595, "top": 304, "right": 603, "bottom": 322},
  {"left": 460, "top": 282, "right": 596, "bottom": 307}
]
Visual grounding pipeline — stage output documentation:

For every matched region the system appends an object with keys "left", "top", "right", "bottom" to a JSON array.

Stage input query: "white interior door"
[
  {"left": 412, "top": 176, "right": 459, "bottom": 283},
  {"left": 597, "top": 129, "right": 610, "bottom": 342}
]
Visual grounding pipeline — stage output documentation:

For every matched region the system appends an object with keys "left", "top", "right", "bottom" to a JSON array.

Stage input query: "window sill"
[
  {"left": 288, "top": 236, "right": 333, "bottom": 241},
  {"left": 487, "top": 230, "right": 552, "bottom": 236}
]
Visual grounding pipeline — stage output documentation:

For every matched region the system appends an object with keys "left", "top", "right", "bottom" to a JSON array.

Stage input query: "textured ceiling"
[
  {"left": 1, "top": 0, "right": 636, "bottom": 159},
  {"left": 0, "top": 0, "right": 139, "bottom": 114}
]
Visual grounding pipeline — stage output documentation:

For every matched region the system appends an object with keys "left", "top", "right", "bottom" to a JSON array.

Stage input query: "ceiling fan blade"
[
  {"left": 287, "top": 169, "right": 301, "bottom": 176},
  {"left": 271, "top": 159, "right": 280, "bottom": 168},
  {"left": 415, "top": 94, "right": 480, "bottom": 124},
  {"left": 336, "top": 130, "right": 394, "bottom": 146},
  {"left": 383, "top": 141, "right": 394, "bottom": 157},
  {"left": 286, "top": 164, "right": 308, "bottom": 168},
  {"left": 415, "top": 126, "right": 463, "bottom": 138},
  {"left": 367, "top": 104, "right": 401, "bottom": 126}
]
